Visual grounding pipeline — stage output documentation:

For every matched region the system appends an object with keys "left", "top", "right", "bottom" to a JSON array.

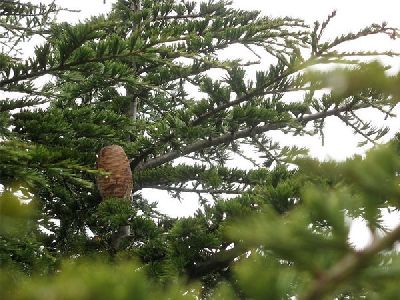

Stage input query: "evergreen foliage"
[{"left": 1, "top": 0, "right": 400, "bottom": 299}]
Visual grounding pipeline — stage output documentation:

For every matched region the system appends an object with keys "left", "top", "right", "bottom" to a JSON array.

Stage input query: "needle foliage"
[{"left": 1, "top": 1, "right": 400, "bottom": 299}]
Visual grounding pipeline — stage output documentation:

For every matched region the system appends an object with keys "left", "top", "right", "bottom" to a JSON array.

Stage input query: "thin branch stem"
[
  {"left": 336, "top": 113, "right": 377, "bottom": 145},
  {"left": 232, "top": 148, "right": 262, "bottom": 168}
]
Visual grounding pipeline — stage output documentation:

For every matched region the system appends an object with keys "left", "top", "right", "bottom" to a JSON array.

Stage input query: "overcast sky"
[{"left": 36, "top": 0, "right": 400, "bottom": 247}]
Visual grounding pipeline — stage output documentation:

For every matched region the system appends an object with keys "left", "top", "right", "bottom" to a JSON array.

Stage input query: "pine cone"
[{"left": 96, "top": 145, "right": 133, "bottom": 200}]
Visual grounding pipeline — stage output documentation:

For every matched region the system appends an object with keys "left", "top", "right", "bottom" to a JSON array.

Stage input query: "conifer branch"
[
  {"left": 232, "top": 147, "right": 262, "bottom": 168},
  {"left": 154, "top": 14, "right": 202, "bottom": 21},
  {"left": 187, "top": 244, "right": 248, "bottom": 280},
  {"left": 191, "top": 63, "right": 313, "bottom": 126},
  {"left": 336, "top": 113, "right": 377, "bottom": 145},
  {"left": 0, "top": 49, "right": 146, "bottom": 87},
  {"left": 299, "top": 223, "right": 400, "bottom": 300},
  {"left": 140, "top": 185, "right": 243, "bottom": 195},
  {"left": 0, "top": 21, "right": 51, "bottom": 34},
  {"left": 136, "top": 102, "right": 364, "bottom": 170}
]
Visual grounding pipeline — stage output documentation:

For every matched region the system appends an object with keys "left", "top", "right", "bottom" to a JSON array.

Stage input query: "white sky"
[{"left": 24, "top": 0, "right": 400, "bottom": 246}]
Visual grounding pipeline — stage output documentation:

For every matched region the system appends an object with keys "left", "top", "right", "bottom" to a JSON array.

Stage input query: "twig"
[
  {"left": 232, "top": 147, "right": 262, "bottom": 168},
  {"left": 244, "top": 44, "right": 262, "bottom": 60},
  {"left": 336, "top": 113, "right": 377, "bottom": 145}
]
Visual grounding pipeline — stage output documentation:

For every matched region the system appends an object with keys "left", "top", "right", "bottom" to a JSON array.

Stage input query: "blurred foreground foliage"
[{"left": 2, "top": 136, "right": 400, "bottom": 299}]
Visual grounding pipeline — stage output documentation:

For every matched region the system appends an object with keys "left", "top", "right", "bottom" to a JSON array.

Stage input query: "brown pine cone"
[{"left": 96, "top": 145, "right": 133, "bottom": 200}]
